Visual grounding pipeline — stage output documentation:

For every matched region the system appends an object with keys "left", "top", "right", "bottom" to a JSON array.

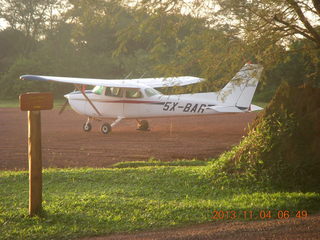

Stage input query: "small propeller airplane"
[{"left": 20, "top": 62, "right": 263, "bottom": 135}]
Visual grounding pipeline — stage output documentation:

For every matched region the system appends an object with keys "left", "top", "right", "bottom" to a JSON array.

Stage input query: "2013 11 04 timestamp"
[{"left": 211, "top": 210, "right": 308, "bottom": 220}]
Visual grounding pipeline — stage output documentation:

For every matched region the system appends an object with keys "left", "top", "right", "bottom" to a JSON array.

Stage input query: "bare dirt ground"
[
  {"left": 0, "top": 108, "right": 256, "bottom": 170},
  {"left": 82, "top": 214, "right": 320, "bottom": 240},
  {"left": 1, "top": 108, "right": 319, "bottom": 239}
]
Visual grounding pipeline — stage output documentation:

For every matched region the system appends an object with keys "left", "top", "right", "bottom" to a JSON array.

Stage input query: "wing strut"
[{"left": 75, "top": 84, "right": 102, "bottom": 116}]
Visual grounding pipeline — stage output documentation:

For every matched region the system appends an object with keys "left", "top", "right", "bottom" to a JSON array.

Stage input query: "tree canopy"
[{"left": 0, "top": 0, "right": 319, "bottom": 99}]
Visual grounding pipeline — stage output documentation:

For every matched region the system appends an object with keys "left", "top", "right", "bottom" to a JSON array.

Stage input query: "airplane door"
[
  {"left": 88, "top": 87, "right": 124, "bottom": 118},
  {"left": 123, "top": 88, "right": 146, "bottom": 118}
]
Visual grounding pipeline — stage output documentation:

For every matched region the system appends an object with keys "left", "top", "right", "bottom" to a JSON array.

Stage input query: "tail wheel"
[
  {"left": 101, "top": 123, "right": 112, "bottom": 135},
  {"left": 137, "top": 120, "right": 149, "bottom": 131},
  {"left": 83, "top": 123, "right": 92, "bottom": 132}
]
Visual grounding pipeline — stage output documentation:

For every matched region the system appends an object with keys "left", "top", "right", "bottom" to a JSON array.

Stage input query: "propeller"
[
  {"left": 59, "top": 99, "right": 69, "bottom": 115},
  {"left": 58, "top": 87, "right": 76, "bottom": 115}
]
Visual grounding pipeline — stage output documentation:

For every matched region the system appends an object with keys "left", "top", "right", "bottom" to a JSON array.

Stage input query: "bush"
[{"left": 220, "top": 82, "right": 320, "bottom": 191}]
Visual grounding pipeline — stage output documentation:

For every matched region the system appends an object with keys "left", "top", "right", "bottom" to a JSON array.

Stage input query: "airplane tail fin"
[{"left": 217, "top": 63, "right": 263, "bottom": 110}]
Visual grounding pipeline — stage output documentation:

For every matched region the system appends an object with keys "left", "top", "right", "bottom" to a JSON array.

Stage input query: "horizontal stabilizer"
[
  {"left": 208, "top": 106, "right": 244, "bottom": 113},
  {"left": 250, "top": 104, "right": 263, "bottom": 111}
]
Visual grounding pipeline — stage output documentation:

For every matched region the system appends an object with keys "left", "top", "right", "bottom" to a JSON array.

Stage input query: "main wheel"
[
  {"left": 137, "top": 120, "right": 149, "bottom": 131},
  {"left": 83, "top": 122, "right": 92, "bottom": 132},
  {"left": 101, "top": 123, "right": 112, "bottom": 135}
]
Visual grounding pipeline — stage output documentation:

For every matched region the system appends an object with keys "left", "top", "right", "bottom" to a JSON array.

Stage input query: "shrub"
[{"left": 220, "top": 82, "right": 320, "bottom": 191}]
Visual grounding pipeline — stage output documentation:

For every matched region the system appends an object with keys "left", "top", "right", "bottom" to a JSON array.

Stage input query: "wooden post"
[
  {"left": 28, "top": 110, "right": 42, "bottom": 216},
  {"left": 20, "top": 92, "right": 53, "bottom": 217}
]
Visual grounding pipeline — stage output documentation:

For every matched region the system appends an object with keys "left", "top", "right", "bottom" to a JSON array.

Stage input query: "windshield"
[
  {"left": 144, "top": 88, "right": 161, "bottom": 97},
  {"left": 92, "top": 86, "right": 104, "bottom": 95}
]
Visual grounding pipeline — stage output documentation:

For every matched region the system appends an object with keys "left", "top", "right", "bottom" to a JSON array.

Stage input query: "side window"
[
  {"left": 105, "top": 87, "right": 122, "bottom": 97},
  {"left": 144, "top": 88, "right": 160, "bottom": 97},
  {"left": 126, "top": 89, "right": 142, "bottom": 98}
]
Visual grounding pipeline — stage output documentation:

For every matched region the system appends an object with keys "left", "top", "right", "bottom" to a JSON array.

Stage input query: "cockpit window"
[
  {"left": 92, "top": 86, "right": 104, "bottom": 95},
  {"left": 105, "top": 87, "right": 122, "bottom": 97},
  {"left": 144, "top": 88, "right": 161, "bottom": 97},
  {"left": 126, "top": 89, "right": 142, "bottom": 98}
]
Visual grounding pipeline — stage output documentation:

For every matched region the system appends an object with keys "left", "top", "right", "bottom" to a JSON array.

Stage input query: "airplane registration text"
[{"left": 163, "top": 102, "right": 207, "bottom": 113}]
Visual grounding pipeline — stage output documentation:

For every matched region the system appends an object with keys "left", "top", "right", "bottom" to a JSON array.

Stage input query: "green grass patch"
[
  {"left": 112, "top": 159, "right": 208, "bottom": 168},
  {"left": 0, "top": 99, "right": 19, "bottom": 108},
  {"left": 0, "top": 166, "right": 319, "bottom": 240}
]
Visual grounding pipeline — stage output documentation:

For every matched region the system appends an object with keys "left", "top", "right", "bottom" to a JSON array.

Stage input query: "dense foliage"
[
  {"left": 218, "top": 83, "right": 320, "bottom": 191},
  {"left": 0, "top": 0, "right": 319, "bottom": 99}
]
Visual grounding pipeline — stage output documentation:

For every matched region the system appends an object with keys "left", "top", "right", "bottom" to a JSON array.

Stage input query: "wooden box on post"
[
  {"left": 19, "top": 92, "right": 53, "bottom": 217},
  {"left": 20, "top": 92, "right": 54, "bottom": 111}
]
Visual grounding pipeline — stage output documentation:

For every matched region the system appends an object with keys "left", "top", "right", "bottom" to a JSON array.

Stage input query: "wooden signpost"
[{"left": 19, "top": 92, "right": 53, "bottom": 216}]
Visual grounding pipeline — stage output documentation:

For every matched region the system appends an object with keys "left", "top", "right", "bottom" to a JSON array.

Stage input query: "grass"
[
  {"left": 0, "top": 99, "right": 20, "bottom": 108},
  {"left": 112, "top": 159, "right": 208, "bottom": 168},
  {"left": 0, "top": 162, "right": 319, "bottom": 240}
]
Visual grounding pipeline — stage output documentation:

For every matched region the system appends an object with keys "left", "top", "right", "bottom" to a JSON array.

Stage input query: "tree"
[
  {"left": 212, "top": 0, "right": 320, "bottom": 84},
  {"left": 0, "top": 28, "right": 31, "bottom": 70},
  {"left": 0, "top": 0, "right": 68, "bottom": 38},
  {"left": 0, "top": 0, "right": 68, "bottom": 54},
  {"left": 214, "top": 0, "right": 320, "bottom": 46}
]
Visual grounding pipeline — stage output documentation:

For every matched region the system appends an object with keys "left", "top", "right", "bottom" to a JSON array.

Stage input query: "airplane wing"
[{"left": 20, "top": 75, "right": 204, "bottom": 88}]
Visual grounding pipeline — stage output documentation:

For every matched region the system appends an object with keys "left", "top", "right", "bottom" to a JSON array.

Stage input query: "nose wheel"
[
  {"left": 83, "top": 122, "right": 92, "bottom": 132},
  {"left": 83, "top": 117, "right": 92, "bottom": 132}
]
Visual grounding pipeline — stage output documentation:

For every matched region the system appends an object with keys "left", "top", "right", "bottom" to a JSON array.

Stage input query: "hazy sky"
[{"left": 0, "top": 19, "right": 8, "bottom": 30}]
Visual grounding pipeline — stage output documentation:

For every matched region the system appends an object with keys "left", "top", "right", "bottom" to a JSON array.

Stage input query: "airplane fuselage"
[
  {"left": 65, "top": 87, "right": 222, "bottom": 119},
  {"left": 21, "top": 63, "right": 263, "bottom": 134}
]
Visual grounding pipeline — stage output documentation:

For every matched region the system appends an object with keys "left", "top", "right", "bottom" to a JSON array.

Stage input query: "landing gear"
[
  {"left": 83, "top": 122, "right": 92, "bottom": 132},
  {"left": 137, "top": 120, "right": 149, "bottom": 131},
  {"left": 83, "top": 118, "right": 92, "bottom": 132},
  {"left": 82, "top": 117, "right": 123, "bottom": 135},
  {"left": 101, "top": 123, "right": 112, "bottom": 135}
]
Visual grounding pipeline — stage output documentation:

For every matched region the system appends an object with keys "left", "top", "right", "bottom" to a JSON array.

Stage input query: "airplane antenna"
[
  {"left": 139, "top": 72, "right": 146, "bottom": 78},
  {"left": 124, "top": 72, "right": 132, "bottom": 79}
]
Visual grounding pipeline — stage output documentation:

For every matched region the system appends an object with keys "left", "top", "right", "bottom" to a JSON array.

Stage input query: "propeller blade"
[{"left": 59, "top": 100, "right": 69, "bottom": 115}]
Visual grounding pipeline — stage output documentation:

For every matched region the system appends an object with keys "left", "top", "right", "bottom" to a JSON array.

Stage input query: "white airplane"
[{"left": 20, "top": 63, "right": 263, "bottom": 134}]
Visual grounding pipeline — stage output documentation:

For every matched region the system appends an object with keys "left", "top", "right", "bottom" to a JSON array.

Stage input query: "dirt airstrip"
[
  {"left": 1, "top": 108, "right": 319, "bottom": 239},
  {"left": 0, "top": 108, "right": 256, "bottom": 170},
  {"left": 82, "top": 214, "right": 320, "bottom": 240}
]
